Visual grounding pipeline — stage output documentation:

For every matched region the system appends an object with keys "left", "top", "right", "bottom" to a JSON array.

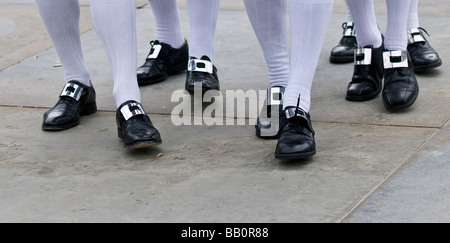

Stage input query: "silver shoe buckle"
[
  {"left": 285, "top": 107, "right": 305, "bottom": 119},
  {"left": 383, "top": 50, "right": 408, "bottom": 69},
  {"left": 60, "top": 82, "right": 83, "bottom": 101},
  {"left": 120, "top": 102, "right": 145, "bottom": 121},
  {"left": 355, "top": 47, "right": 372, "bottom": 65},
  {"left": 147, "top": 44, "right": 162, "bottom": 59},
  {"left": 188, "top": 59, "right": 213, "bottom": 74},
  {"left": 344, "top": 22, "right": 356, "bottom": 37},
  {"left": 409, "top": 28, "right": 426, "bottom": 43},
  {"left": 266, "top": 87, "right": 284, "bottom": 106}
]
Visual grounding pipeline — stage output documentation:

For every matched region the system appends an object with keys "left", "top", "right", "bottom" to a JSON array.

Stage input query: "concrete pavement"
[{"left": 0, "top": 0, "right": 449, "bottom": 223}]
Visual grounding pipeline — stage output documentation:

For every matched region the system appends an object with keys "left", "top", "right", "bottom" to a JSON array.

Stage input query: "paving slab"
[
  {"left": 0, "top": 106, "right": 436, "bottom": 222},
  {"left": 343, "top": 121, "right": 450, "bottom": 223}
]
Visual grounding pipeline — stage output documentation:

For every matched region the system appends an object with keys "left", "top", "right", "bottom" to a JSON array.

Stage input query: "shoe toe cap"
[
  {"left": 412, "top": 52, "right": 441, "bottom": 66},
  {"left": 276, "top": 142, "right": 315, "bottom": 155},
  {"left": 383, "top": 89, "right": 416, "bottom": 106},
  {"left": 275, "top": 135, "right": 315, "bottom": 155},
  {"left": 43, "top": 109, "right": 78, "bottom": 127},
  {"left": 347, "top": 82, "right": 378, "bottom": 98},
  {"left": 331, "top": 46, "right": 354, "bottom": 57}
]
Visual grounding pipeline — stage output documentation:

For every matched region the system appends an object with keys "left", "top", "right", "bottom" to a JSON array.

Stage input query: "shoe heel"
[
  {"left": 80, "top": 102, "right": 97, "bottom": 116},
  {"left": 117, "top": 127, "right": 123, "bottom": 138}
]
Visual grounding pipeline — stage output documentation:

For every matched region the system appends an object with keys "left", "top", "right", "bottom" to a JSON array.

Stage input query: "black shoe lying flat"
[
  {"left": 137, "top": 40, "right": 189, "bottom": 86},
  {"left": 407, "top": 27, "right": 442, "bottom": 72},
  {"left": 42, "top": 80, "right": 97, "bottom": 131},
  {"left": 382, "top": 50, "right": 419, "bottom": 111},
  {"left": 116, "top": 100, "right": 162, "bottom": 149},
  {"left": 185, "top": 56, "right": 220, "bottom": 95},
  {"left": 255, "top": 86, "right": 286, "bottom": 139},
  {"left": 275, "top": 106, "right": 316, "bottom": 160},
  {"left": 330, "top": 22, "right": 357, "bottom": 64}
]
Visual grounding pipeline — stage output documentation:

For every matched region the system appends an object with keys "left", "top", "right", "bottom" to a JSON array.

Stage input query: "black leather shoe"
[
  {"left": 42, "top": 80, "right": 97, "bottom": 131},
  {"left": 330, "top": 22, "right": 357, "bottom": 64},
  {"left": 346, "top": 43, "right": 384, "bottom": 101},
  {"left": 185, "top": 56, "right": 220, "bottom": 94},
  {"left": 137, "top": 40, "right": 189, "bottom": 86},
  {"left": 275, "top": 107, "right": 316, "bottom": 159},
  {"left": 116, "top": 100, "right": 162, "bottom": 149},
  {"left": 255, "top": 86, "right": 286, "bottom": 139},
  {"left": 382, "top": 50, "right": 419, "bottom": 111},
  {"left": 407, "top": 27, "right": 442, "bottom": 72}
]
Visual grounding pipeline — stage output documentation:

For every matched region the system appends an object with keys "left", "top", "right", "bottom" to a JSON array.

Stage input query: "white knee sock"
[
  {"left": 407, "top": 0, "right": 419, "bottom": 29},
  {"left": 243, "top": 0, "right": 289, "bottom": 88},
  {"left": 147, "top": 0, "right": 185, "bottom": 48},
  {"left": 186, "top": 0, "right": 220, "bottom": 63},
  {"left": 385, "top": 0, "right": 411, "bottom": 51},
  {"left": 35, "top": 0, "right": 91, "bottom": 86},
  {"left": 346, "top": 0, "right": 382, "bottom": 48},
  {"left": 345, "top": 0, "right": 353, "bottom": 22},
  {"left": 283, "top": 0, "right": 334, "bottom": 112},
  {"left": 90, "top": 0, "right": 141, "bottom": 108}
]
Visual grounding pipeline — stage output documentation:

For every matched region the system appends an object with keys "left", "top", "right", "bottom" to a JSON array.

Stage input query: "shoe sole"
[
  {"left": 42, "top": 121, "right": 80, "bottom": 131},
  {"left": 255, "top": 128, "right": 279, "bottom": 139},
  {"left": 138, "top": 75, "right": 168, "bottom": 86},
  {"left": 138, "top": 61, "right": 187, "bottom": 86},
  {"left": 256, "top": 134, "right": 279, "bottom": 139},
  {"left": 275, "top": 149, "right": 316, "bottom": 160},
  {"left": 124, "top": 140, "right": 162, "bottom": 149},
  {"left": 185, "top": 86, "right": 220, "bottom": 95},
  {"left": 413, "top": 59, "right": 442, "bottom": 72},
  {"left": 330, "top": 56, "right": 354, "bottom": 64},
  {"left": 42, "top": 102, "right": 97, "bottom": 131}
]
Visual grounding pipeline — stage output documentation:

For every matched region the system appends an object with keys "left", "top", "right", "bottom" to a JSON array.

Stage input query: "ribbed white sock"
[
  {"left": 346, "top": 0, "right": 382, "bottom": 48},
  {"left": 91, "top": 0, "right": 141, "bottom": 108},
  {"left": 148, "top": 0, "right": 185, "bottom": 48},
  {"left": 35, "top": 0, "right": 91, "bottom": 86},
  {"left": 385, "top": 0, "right": 411, "bottom": 51},
  {"left": 243, "top": 0, "right": 289, "bottom": 88},
  {"left": 283, "top": 0, "right": 334, "bottom": 112},
  {"left": 345, "top": 0, "right": 354, "bottom": 22},
  {"left": 186, "top": 0, "right": 220, "bottom": 63},
  {"left": 407, "top": 0, "right": 419, "bottom": 30}
]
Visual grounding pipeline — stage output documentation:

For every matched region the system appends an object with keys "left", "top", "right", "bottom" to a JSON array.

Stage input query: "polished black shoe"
[
  {"left": 330, "top": 22, "right": 357, "bottom": 64},
  {"left": 42, "top": 80, "right": 97, "bottom": 131},
  {"left": 382, "top": 50, "right": 419, "bottom": 111},
  {"left": 137, "top": 40, "right": 189, "bottom": 86},
  {"left": 346, "top": 43, "right": 384, "bottom": 101},
  {"left": 407, "top": 27, "right": 442, "bottom": 72},
  {"left": 185, "top": 56, "right": 220, "bottom": 94},
  {"left": 275, "top": 107, "right": 316, "bottom": 159},
  {"left": 116, "top": 100, "right": 162, "bottom": 149},
  {"left": 255, "top": 86, "right": 286, "bottom": 139}
]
